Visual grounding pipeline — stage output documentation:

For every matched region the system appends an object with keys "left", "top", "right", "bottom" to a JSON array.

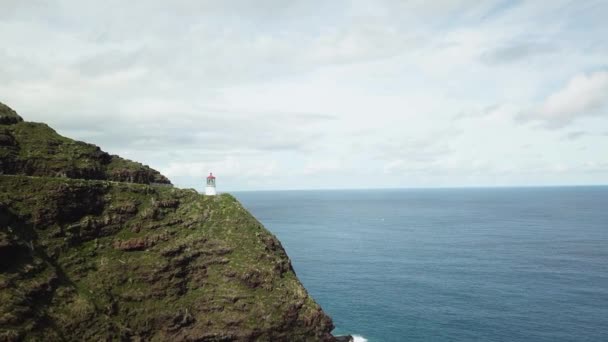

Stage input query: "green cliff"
[
  {"left": 0, "top": 103, "right": 170, "bottom": 185},
  {"left": 0, "top": 103, "right": 335, "bottom": 341}
]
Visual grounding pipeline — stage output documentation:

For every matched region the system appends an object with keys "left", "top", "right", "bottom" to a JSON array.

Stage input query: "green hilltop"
[
  {"left": 0, "top": 102, "right": 337, "bottom": 341},
  {"left": 0, "top": 104, "right": 170, "bottom": 184}
]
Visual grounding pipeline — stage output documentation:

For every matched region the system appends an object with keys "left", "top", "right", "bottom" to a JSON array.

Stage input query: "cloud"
[
  {"left": 562, "top": 131, "right": 588, "bottom": 141},
  {"left": 377, "top": 132, "right": 457, "bottom": 176},
  {"left": 162, "top": 156, "right": 278, "bottom": 180},
  {"left": 453, "top": 103, "right": 518, "bottom": 121},
  {"left": 302, "top": 159, "right": 342, "bottom": 175},
  {"left": 82, "top": 109, "right": 329, "bottom": 154},
  {"left": 480, "top": 41, "right": 557, "bottom": 65},
  {"left": 521, "top": 71, "right": 608, "bottom": 128},
  {"left": 383, "top": 156, "right": 496, "bottom": 176}
]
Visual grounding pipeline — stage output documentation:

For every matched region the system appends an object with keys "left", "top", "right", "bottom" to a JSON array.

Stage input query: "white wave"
[{"left": 352, "top": 335, "right": 368, "bottom": 342}]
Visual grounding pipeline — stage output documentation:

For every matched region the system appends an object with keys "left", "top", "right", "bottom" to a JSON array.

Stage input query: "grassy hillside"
[
  {"left": 0, "top": 102, "right": 170, "bottom": 185},
  {"left": 0, "top": 103, "right": 336, "bottom": 341}
]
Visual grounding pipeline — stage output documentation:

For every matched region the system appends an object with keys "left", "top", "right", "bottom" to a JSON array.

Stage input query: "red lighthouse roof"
[{"left": 207, "top": 172, "right": 215, "bottom": 179}]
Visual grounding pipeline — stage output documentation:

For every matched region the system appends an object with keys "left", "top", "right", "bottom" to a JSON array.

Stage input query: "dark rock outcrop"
[{"left": 0, "top": 103, "right": 23, "bottom": 125}]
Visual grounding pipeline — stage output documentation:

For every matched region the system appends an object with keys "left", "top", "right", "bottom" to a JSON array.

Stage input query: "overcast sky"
[{"left": 1, "top": 0, "right": 607, "bottom": 191}]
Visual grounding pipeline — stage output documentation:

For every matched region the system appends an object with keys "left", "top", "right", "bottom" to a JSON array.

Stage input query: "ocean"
[{"left": 234, "top": 187, "right": 608, "bottom": 342}]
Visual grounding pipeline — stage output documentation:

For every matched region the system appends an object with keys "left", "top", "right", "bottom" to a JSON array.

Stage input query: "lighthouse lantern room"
[{"left": 205, "top": 172, "right": 217, "bottom": 196}]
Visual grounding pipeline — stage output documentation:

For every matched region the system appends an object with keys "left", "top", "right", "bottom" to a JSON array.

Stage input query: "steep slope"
[
  {"left": 0, "top": 103, "right": 170, "bottom": 184},
  {"left": 0, "top": 103, "right": 336, "bottom": 341}
]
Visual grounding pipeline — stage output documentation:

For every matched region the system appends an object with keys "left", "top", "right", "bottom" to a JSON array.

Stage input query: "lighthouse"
[{"left": 205, "top": 172, "right": 217, "bottom": 196}]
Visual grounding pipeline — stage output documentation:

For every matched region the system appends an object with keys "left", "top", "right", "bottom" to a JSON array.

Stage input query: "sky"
[{"left": 1, "top": 0, "right": 607, "bottom": 191}]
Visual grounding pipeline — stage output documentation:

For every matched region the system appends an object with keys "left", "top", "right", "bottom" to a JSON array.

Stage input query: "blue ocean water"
[{"left": 234, "top": 187, "right": 608, "bottom": 342}]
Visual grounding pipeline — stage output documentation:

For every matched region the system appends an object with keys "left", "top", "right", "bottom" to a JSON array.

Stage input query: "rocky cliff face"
[{"left": 0, "top": 103, "right": 335, "bottom": 341}]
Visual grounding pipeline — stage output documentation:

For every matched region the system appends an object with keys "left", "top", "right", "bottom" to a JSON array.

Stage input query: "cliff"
[{"left": 0, "top": 102, "right": 335, "bottom": 341}]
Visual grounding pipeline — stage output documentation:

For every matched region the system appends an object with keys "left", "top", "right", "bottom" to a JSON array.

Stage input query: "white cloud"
[
  {"left": 303, "top": 159, "right": 342, "bottom": 175},
  {"left": 163, "top": 158, "right": 278, "bottom": 179},
  {"left": 530, "top": 71, "right": 608, "bottom": 128}
]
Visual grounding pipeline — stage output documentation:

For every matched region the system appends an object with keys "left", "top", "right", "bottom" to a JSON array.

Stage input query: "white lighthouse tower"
[{"left": 205, "top": 172, "right": 217, "bottom": 196}]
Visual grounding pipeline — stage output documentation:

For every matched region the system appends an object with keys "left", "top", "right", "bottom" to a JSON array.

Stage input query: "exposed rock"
[
  {"left": 0, "top": 103, "right": 23, "bottom": 125},
  {"left": 113, "top": 238, "right": 146, "bottom": 251},
  {"left": 0, "top": 130, "right": 16, "bottom": 147},
  {"left": 111, "top": 201, "right": 138, "bottom": 214},
  {"left": 155, "top": 198, "right": 180, "bottom": 208}
]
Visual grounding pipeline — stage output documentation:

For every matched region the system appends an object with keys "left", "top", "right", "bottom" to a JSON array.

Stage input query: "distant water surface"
[{"left": 234, "top": 187, "right": 608, "bottom": 342}]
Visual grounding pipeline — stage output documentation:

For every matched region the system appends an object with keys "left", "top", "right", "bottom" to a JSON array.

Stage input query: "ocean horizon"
[
  {"left": 235, "top": 186, "right": 608, "bottom": 342},
  {"left": 229, "top": 184, "right": 608, "bottom": 194}
]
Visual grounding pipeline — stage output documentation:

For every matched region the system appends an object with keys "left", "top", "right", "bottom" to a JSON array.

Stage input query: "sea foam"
[{"left": 352, "top": 335, "right": 368, "bottom": 342}]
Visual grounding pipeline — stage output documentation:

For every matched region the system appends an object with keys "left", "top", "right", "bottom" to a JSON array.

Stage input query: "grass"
[
  {"left": 0, "top": 175, "right": 333, "bottom": 341},
  {"left": 1, "top": 120, "right": 169, "bottom": 184},
  {"left": 0, "top": 102, "right": 333, "bottom": 340}
]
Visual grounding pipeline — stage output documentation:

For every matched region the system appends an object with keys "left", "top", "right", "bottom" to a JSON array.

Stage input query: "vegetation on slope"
[
  {"left": 0, "top": 103, "right": 336, "bottom": 341},
  {"left": 0, "top": 102, "right": 170, "bottom": 185}
]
